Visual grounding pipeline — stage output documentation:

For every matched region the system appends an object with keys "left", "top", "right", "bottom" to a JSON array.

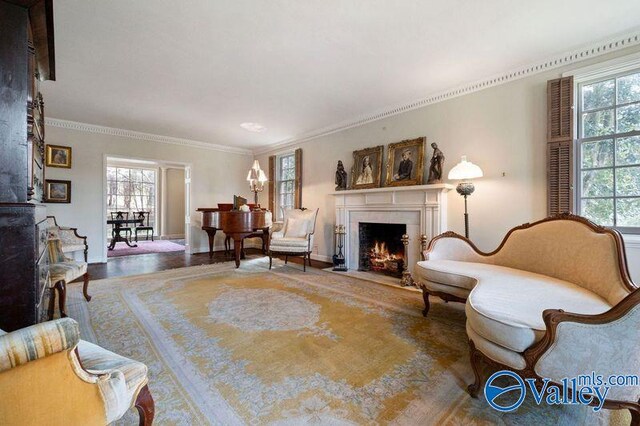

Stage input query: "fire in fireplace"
[{"left": 358, "top": 222, "right": 406, "bottom": 277}]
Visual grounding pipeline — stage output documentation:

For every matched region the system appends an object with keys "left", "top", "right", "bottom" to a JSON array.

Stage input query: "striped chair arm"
[{"left": 0, "top": 318, "right": 80, "bottom": 373}]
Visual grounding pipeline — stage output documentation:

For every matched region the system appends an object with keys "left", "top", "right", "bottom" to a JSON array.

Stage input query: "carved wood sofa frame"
[{"left": 419, "top": 213, "right": 640, "bottom": 423}]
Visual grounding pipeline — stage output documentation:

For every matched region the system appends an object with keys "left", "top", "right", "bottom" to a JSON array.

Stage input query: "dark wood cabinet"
[{"left": 0, "top": 0, "right": 55, "bottom": 331}]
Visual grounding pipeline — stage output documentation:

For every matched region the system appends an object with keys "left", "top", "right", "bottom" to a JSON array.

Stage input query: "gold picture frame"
[
  {"left": 385, "top": 137, "right": 425, "bottom": 187},
  {"left": 350, "top": 145, "right": 384, "bottom": 189},
  {"left": 44, "top": 179, "right": 71, "bottom": 203},
  {"left": 45, "top": 144, "right": 72, "bottom": 168}
]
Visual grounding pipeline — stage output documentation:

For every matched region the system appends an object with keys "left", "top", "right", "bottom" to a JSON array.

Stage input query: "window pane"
[
  {"left": 582, "top": 79, "right": 614, "bottom": 110},
  {"left": 616, "top": 103, "right": 640, "bottom": 133},
  {"left": 283, "top": 168, "right": 295, "bottom": 180},
  {"left": 617, "top": 136, "right": 640, "bottom": 166},
  {"left": 581, "top": 139, "right": 613, "bottom": 169},
  {"left": 617, "top": 198, "right": 640, "bottom": 227},
  {"left": 616, "top": 166, "right": 640, "bottom": 196},
  {"left": 617, "top": 73, "right": 640, "bottom": 104},
  {"left": 582, "top": 198, "right": 614, "bottom": 226},
  {"left": 582, "top": 109, "right": 614, "bottom": 137},
  {"left": 581, "top": 169, "right": 613, "bottom": 197},
  {"left": 117, "top": 168, "right": 130, "bottom": 182}
]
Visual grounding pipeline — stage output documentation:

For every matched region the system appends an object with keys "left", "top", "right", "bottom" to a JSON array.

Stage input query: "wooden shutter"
[
  {"left": 294, "top": 148, "right": 302, "bottom": 208},
  {"left": 547, "top": 76, "right": 574, "bottom": 215},
  {"left": 268, "top": 155, "right": 275, "bottom": 213}
]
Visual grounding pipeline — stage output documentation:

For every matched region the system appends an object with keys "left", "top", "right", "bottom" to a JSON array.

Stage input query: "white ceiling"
[{"left": 42, "top": 0, "right": 640, "bottom": 151}]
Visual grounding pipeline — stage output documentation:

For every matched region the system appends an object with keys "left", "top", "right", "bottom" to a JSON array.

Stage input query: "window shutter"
[
  {"left": 268, "top": 155, "right": 275, "bottom": 213},
  {"left": 294, "top": 148, "right": 302, "bottom": 208},
  {"left": 547, "top": 77, "right": 574, "bottom": 215},
  {"left": 547, "top": 77, "right": 573, "bottom": 142}
]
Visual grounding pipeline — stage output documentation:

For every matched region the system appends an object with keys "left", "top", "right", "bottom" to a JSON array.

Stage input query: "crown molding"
[
  {"left": 253, "top": 30, "right": 640, "bottom": 156},
  {"left": 45, "top": 118, "right": 253, "bottom": 156}
]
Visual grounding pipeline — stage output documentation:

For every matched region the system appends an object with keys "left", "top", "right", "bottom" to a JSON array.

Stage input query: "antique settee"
[
  {"left": 46, "top": 216, "right": 88, "bottom": 262},
  {"left": 414, "top": 214, "right": 640, "bottom": 422},
  {"left": 0, "top": 318, "right": 153, "bottom": 425}
]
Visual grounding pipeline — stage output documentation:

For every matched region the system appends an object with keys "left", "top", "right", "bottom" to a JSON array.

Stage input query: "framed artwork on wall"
[
  {"left": 45, "top": 144, "right": 72, "bottom": 168},
  {"left": 385, "top": 137, "right": 426, "bottom": 187},
  {"left": 44, "top": 179, "right": 71, "bottom": 203},
  {"left": 350, "top": 145, "right": 384, "bottom": 189}
]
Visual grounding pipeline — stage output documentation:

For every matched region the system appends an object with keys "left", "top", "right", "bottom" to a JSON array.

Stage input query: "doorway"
[{"left": 103, "top": 156, "right": 191, "bottom": 260}]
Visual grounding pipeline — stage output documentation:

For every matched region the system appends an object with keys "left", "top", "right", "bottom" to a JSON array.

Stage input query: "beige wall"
[
  {"left": 164, "top": 168, "right": 186, "bottom": 237},
  {"left": 256, "top": 45, "right": 640, "bottom": 282},
  {"left": 44, "top": 125, "right": 253, "bottom": 262}
]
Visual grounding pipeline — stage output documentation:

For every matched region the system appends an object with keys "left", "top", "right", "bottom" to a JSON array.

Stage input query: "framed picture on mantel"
[
  {"left": 385, "top": 137, "right": 425, "bottom": 187},
  {"left": 350, "top": 145, "right": 383, "bottom": 190}
]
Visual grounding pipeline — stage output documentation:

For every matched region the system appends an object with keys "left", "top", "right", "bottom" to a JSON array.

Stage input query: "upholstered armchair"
[
  {"left": 0, "top": 318, "right": 153, "bottom": 425},
  {"left": 268, "top": 208, "right": 318, "bottom": 271},
  {"left": 48, "top": 238, "right": 90, "bottom": 318},
  {"left": 46, "top": 216, "right": 88, "bottom": 262}
]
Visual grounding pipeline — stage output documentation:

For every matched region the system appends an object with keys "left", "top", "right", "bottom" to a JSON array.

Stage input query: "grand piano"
[{"left": 197, "top": 205, "right": 272, "bottom": 268}]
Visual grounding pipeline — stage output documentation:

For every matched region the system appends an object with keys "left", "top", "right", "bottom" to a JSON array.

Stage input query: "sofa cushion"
[
  {"left": 416, "top": 259, "right": 487, "bottom": 290},
  {"left": 465, "top": 265, "right": 612, "bottom": 352}
]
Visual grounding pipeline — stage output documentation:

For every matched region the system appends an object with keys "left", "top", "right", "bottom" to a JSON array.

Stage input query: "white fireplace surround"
[{"left": 331, "top": 184, "right": 454, "bottom": 276}]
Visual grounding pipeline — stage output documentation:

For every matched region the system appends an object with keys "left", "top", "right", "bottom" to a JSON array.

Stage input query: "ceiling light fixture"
[{"left": 240, "top": 122, "right": 267, "bottom": 133}]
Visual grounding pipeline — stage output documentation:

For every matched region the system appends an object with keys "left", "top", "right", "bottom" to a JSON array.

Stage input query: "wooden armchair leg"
[
  {"left": 467, "top": 340, "right": 483, "bottom": 398},
  {"left": 55, "top": 281, "right": 67, "bottom": 318},
  {"left": 269, "top": 252, "right": 273, "bottom": 270},
  {"left": 303, "top": 253, "right": 307, "bottom": 272},
  {"left": 135, "top": 385, "right": 155, "bottom": 426},
  {"left": 83, "top": 272, "right": 92, "bottom": 302}
]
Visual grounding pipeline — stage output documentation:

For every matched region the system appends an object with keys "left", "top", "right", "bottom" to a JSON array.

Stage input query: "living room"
[{"left": 1, "top": 1, "right": 640, "bottom": 425}]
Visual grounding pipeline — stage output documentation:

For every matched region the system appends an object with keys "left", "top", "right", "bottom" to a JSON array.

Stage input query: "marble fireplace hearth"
[{"left": 330, "top": 184, "right": 454, "bottom": 285}]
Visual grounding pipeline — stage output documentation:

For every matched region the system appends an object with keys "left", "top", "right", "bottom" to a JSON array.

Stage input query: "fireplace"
[{"left": 358, "top": 222, "right": 406, "bottom": 277}]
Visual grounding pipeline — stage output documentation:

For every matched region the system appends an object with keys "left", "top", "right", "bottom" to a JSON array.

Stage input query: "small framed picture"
[
  {"left": 45, "top": 144, "right": 72, "bottom": 168},
  {"left": 45, "top": 179, "right": 71, "bottom": 203},
  {"left": 351, "top": 145, "right": 384, "bottom": 189},
  {"left": 385, "top": 137, "right": 426, "bottom": 187}
]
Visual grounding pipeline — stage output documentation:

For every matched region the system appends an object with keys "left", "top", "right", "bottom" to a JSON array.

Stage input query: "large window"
[
  {"left": 577, "top": 69, "right": 640, "bottom": 231},
  {"left": 277, "top": 153, "right": 296, "bottom": 218},
  {"left": 106, "top": 166, "right": 157, "bottom": 236}
]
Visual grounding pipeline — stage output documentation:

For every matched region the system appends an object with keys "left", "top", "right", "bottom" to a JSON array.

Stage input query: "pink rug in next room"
[{"left": 107, "top": 240, "right": 185, "bottom": 258}]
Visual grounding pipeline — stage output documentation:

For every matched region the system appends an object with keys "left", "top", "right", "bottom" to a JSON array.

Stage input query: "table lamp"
[
  {"left": 448, "top": 155, "right": 483, "bottom": 238},
  {"left": 247, "top": 160, "right": 268, "bottom": 206}
]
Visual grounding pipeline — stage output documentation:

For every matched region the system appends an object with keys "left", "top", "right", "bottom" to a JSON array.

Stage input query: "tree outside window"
[{"left": 578, "top": 70, "right": 640, "bottom": 232}]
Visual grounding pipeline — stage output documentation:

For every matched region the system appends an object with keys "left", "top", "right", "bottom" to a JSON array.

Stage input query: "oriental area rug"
[{"left": 65, "top": 258, "right": 623, "bottom": 425}]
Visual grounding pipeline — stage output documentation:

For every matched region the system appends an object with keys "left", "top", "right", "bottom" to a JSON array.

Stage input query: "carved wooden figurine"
[
  {"left": 427, "top": 143, "right": 445, "bottom": 184},
  {"left": 335, "top": 160, "right": 348, "bottom": 190}
]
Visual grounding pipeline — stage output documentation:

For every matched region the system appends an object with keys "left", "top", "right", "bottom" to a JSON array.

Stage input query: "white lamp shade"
[
  {"left": 448, "top": 155, "right": 483, "bottom": 180},
  {"left": 247, "top": 160, "right": 268, "bottom": 182}
]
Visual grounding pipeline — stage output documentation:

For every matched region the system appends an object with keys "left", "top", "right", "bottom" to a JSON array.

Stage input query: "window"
[
  {"left": 277, "top": 153, "right": 296, "bottom": 218},
  {"left": 106, "top": 166, "right": 157, "bottom": 237},
  {"left": 577, "top": 69, "right": 640, "bottom": 231}
]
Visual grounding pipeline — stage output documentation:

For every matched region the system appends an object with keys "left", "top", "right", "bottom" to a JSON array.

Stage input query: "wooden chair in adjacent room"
[
  {"left": 134, "top": 211, "right": 154, "bottom": 242},
  {"left": 110, "top": 211, "right": 132, "bottom": 239}
]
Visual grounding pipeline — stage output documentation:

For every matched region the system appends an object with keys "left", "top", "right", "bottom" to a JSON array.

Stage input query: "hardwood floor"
[{"left": 87, "top": 249, "right": 332, "bottom": 280}]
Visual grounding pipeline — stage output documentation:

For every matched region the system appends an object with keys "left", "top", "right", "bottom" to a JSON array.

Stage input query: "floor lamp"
[{"left": 448, "top": 156, "right": 483, "bottom": 238}]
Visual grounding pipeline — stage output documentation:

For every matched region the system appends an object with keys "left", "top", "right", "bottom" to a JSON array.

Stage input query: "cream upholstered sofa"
[
  {"left": 269, "top": 208, "right": 318, "bottom": 271},
  {"left": 0, "top": 318, "right": 153, "bottom": 425},
  {"left": 414, "top": 214, "right": 640, "bottom": 421}
]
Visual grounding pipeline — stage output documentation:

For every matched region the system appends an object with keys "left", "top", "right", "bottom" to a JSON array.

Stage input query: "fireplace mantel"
[{"left": 330, "top": 184, "right": 454, "bottom": 278}]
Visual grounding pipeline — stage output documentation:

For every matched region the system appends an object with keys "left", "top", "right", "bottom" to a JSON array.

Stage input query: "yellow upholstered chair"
[
  {"left": 48, "top": 238, "right": 90, "bottom": 318},
  {"left": 0, "top": 318, "right": 153, "bottom": 425}
]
